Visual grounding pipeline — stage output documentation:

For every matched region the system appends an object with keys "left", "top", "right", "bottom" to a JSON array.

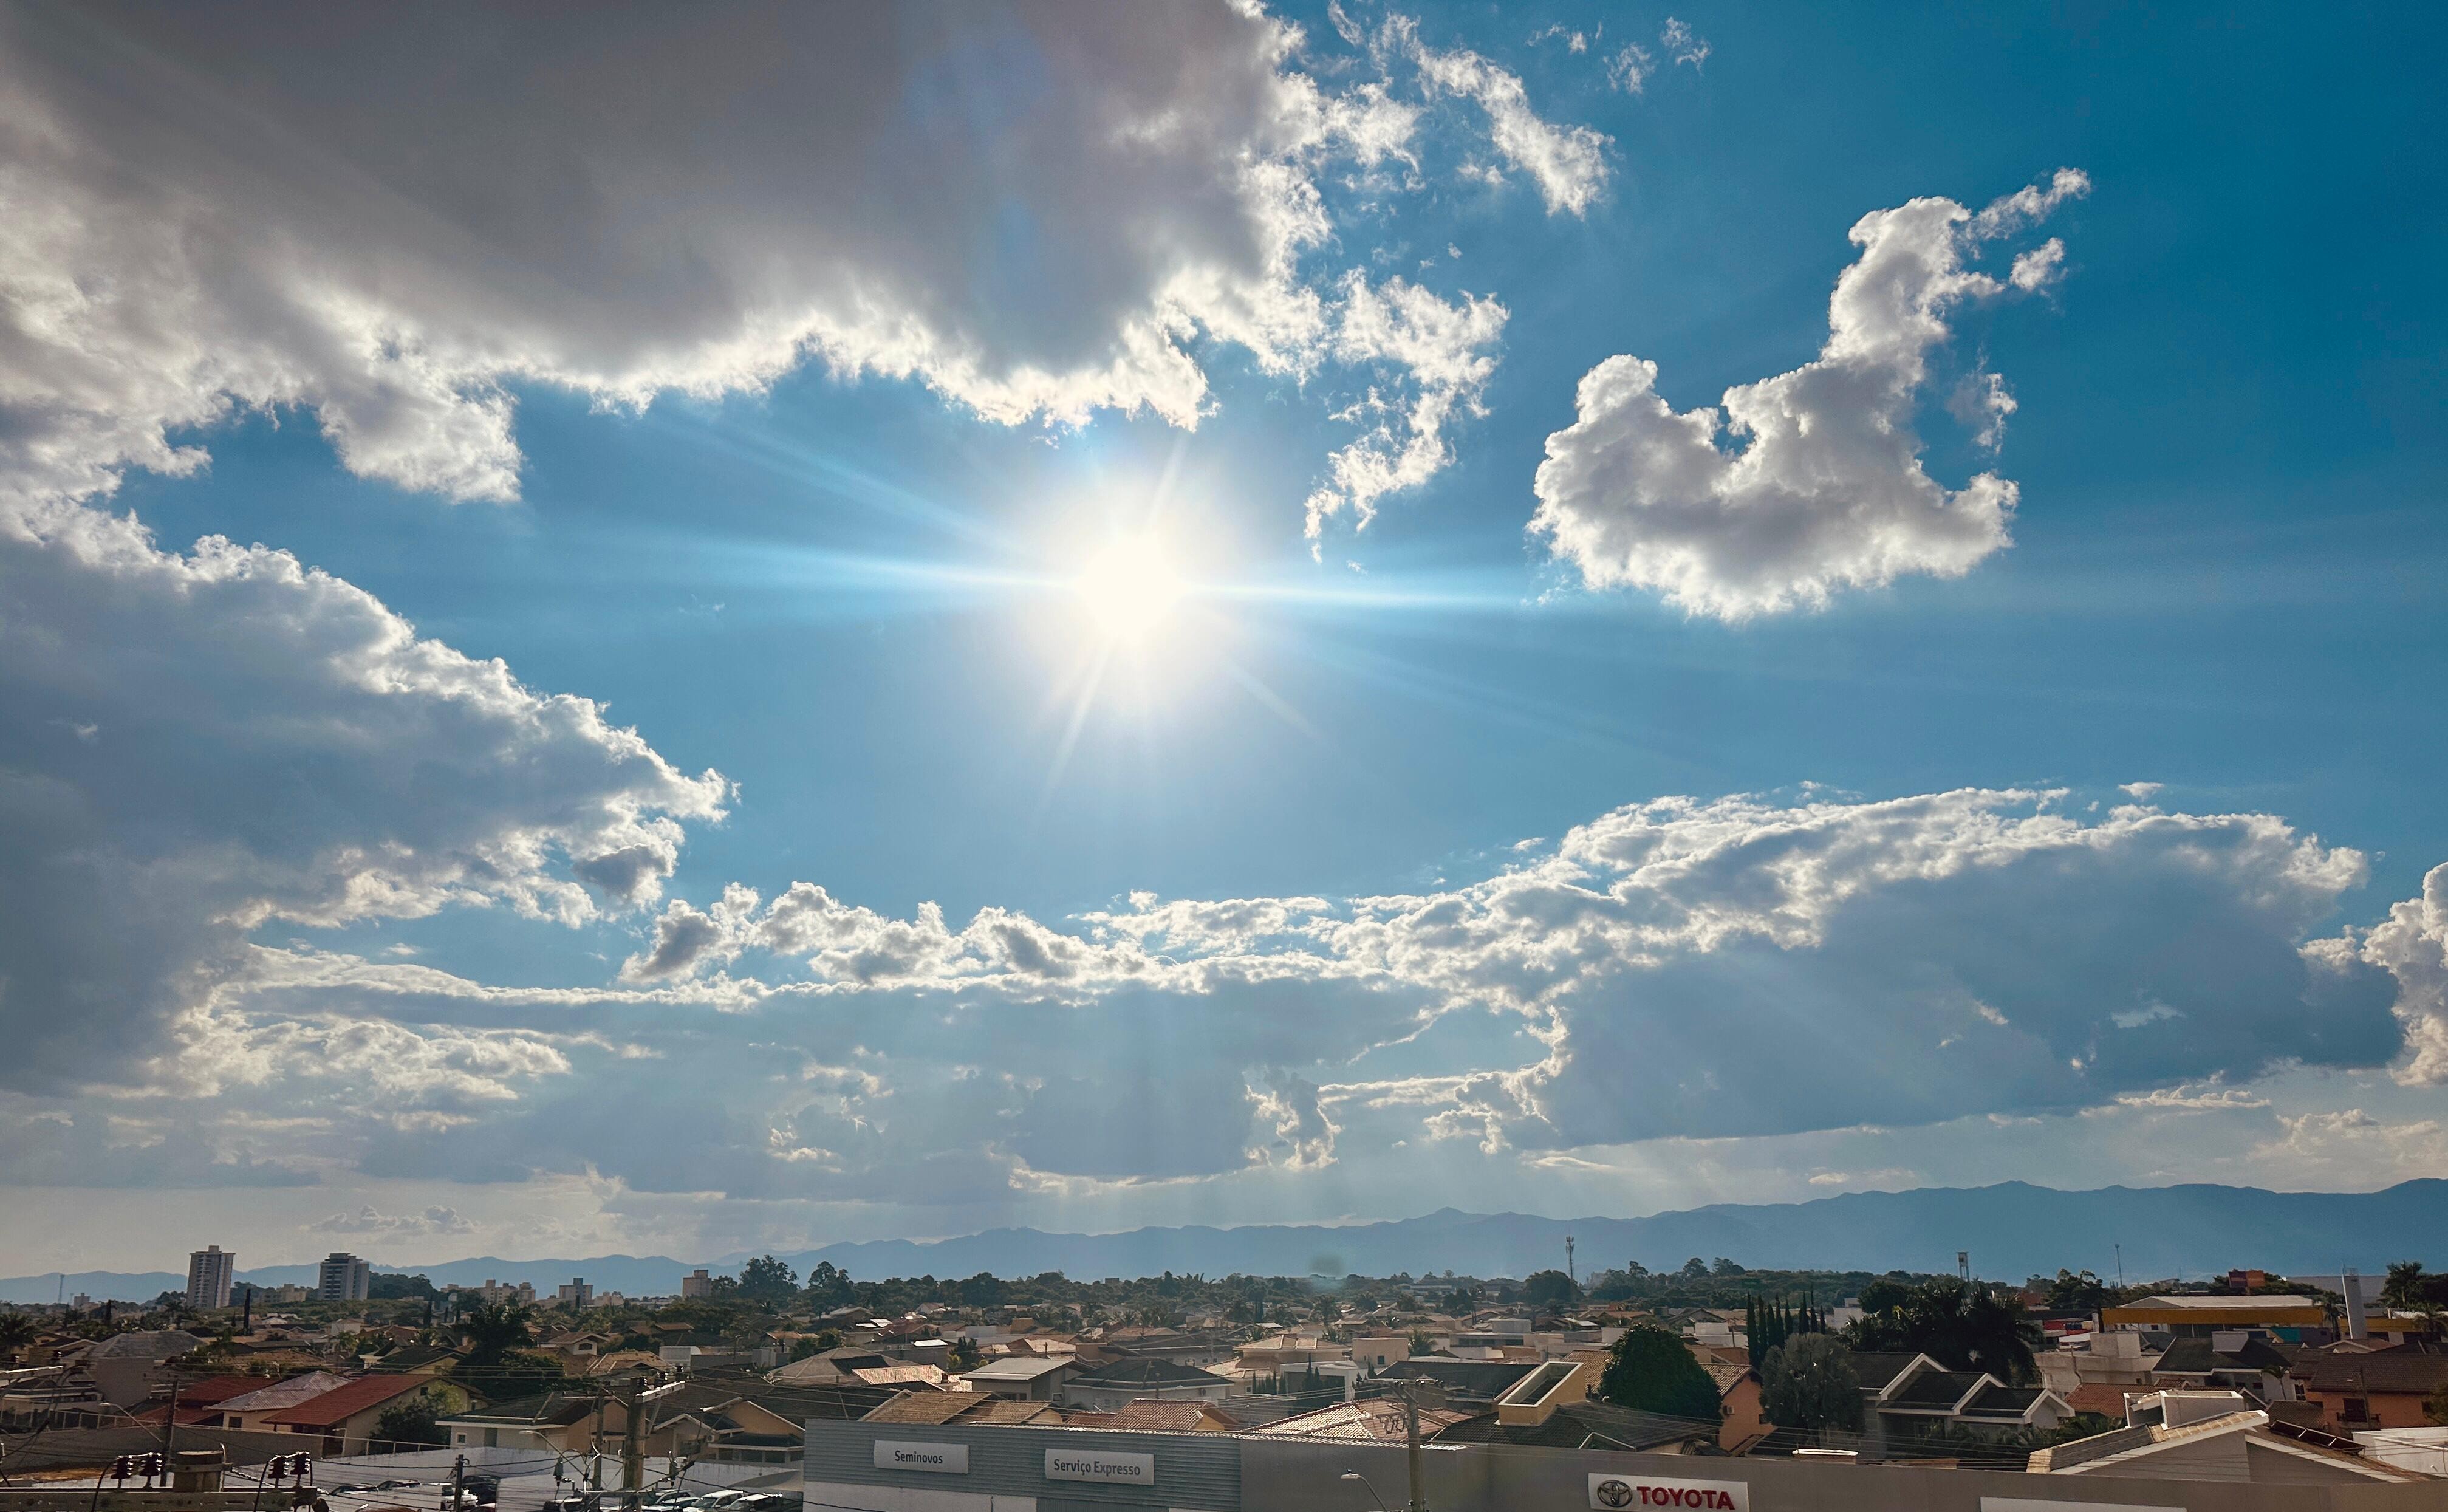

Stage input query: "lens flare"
[{"left": 1073, "top": 536, "right": 1186, "bottom": 641}]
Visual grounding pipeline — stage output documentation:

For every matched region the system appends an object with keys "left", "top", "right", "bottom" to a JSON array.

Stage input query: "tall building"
[
  {"left": 186, "top": 1245, "right": 237, "bottom": 1309},
  {"left": 681, "top": 1268, "right": 714, "bottom": 1299},
  {"left": 318, "top": 1251, "right": 372, "bottom": 1302},
  {"left": 556, "top": 1277, "right": 593, "bottom": 1310}
]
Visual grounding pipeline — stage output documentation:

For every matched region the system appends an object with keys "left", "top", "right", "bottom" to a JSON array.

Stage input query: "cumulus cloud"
[
  {"left": 292, "top": 788, "right": 2429, "bottom": 1209},
  {"left": 0, "top": 2, "right": 1616, "bottom": 541},
  {"left": 0, "top": 498, "right": 725, "bottom": 1088},
  {"left": 2360, "top": 861, "right": 2448, "bottom": 1083},
  {"left": 1531, "top": 170, "right": 2091, "bottom": 618}
]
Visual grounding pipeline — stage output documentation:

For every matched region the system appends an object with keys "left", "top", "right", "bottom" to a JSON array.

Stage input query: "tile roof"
[
  {"left": 2293, "top": 1352, "right": 2448, "bottom": 1394},
  {"left": 1107, "top": 1399, "right": 1239, "bottom": 1432},
  {"left": 1252, "top": 1398, "right": 1475, "bottom": 1442},
  {"left": 1070, "top": 1356, "right": 1223, "bottom": 1387},
  {"left": 261, "top": 1373, "right": 433, "bottom": 1428},
  {"left": 861, "top": 1391, "right": 979, "bottom": 1426},
  {"left": 962, "top": 1355, "right": 1075, "bottom": 1381},
  {"left": 1847, "top": 1352, "right": 1926, "bottom": 1391},
  {"left": 1886, "top": 1369, "right": 1986, "bottom": 1409},
  {"left": 217, "top": 1372, "right": 352, "bottom": 1414},
  {"left": 1372, "top": 1358, "right": 1540, "bottom": 1401}
]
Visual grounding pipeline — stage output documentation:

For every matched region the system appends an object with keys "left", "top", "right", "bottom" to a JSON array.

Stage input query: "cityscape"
[{"left": 3, "top": 1, "right": 2446, "bottom": 1511}]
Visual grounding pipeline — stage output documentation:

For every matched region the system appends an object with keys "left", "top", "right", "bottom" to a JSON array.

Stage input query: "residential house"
[
  {"left": 127, "top": 1373, "right": 277, "bottom": 1428},
  {"left": 81, "top": 1332, "right": 205, "bottom": 1408},
  {"left": 1854, "top": 1352, "right": 2071, "bottom": 1451},
  {"left": 1075, "top": 1399, "right": 1242, "bottom": 1432},
  {"left": 439, "top": 1392, "right": 601, "bottom": 1452},
  {"left": 214, "top": 1372, "right": 350, "bottom": 1432},
  {"left": 1061, "top": 1356, "right": 1233, "bottom": 1412},
  {"left": 2291, "top": 1347, "right": 2448, "bottom": 1431},
  {"left": 863, "top": 1391, "right": 1064, "bottom": 1429},
  {"left": 1699, "top": 1360, "right": 1770, "bottom": 1452},
  {"left": 1431, "top": 1361, "right": 1718, "bottom": 1454},
  {"left": 1369, "top": 1358, "right": 1544, "bottom": 1406},
  {"left": 2149, "top": 1334, "right": 2297, "bottom": 1402},
  {"left": 2028, "top": 1409, "right": 2425, "bottom": 1484},
  {"left": 261, "top": 1374, "right": 448, "bottom": 1454},
  {"left": 958, "top": 1355, "right": 1079, "bottom": 1401},
  {"left": 1351, "top": 1336, "right": 1420, "bottom": 1373}
]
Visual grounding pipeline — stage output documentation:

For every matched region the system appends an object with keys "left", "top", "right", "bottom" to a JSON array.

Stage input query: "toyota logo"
[{"left": 1595, "top": 1480, "right": 1636, "bottom": 1508}]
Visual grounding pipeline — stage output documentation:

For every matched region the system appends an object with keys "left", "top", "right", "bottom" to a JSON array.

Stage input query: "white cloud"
[
  {"left": 1394, "top": 16, "right": 1613, "bottom": 215},
  {"left": 1660, "top": 19, "right": 1711, "bottom": 70},
  {"left": 1607, "top": 45, "right": 1656, "bottom": 95},
  {"left": 0, "top": 4, "right": 1628, "bottom": 542},
  {"left": 2359, "top": 861, "right": 2448, "bottom": 1083},
  {"left": 1303, "top": 274, "right": 1509, "bottom": 538},
  {"left": 1530, "top": 171, "right": 2092, "bottom": 618},
  {"left": 0, "top": 498, "right": 725, "bottom": 1089}
]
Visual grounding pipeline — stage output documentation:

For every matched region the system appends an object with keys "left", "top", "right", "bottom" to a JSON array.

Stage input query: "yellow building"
[{"left": 2099, "top": 1295, "right": 2328, "bottom": 1338}]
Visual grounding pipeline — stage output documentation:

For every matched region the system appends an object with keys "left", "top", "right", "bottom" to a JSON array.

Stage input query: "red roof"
[{"left": 262, "top": 1375, "right": 433, "bottom": 1429}]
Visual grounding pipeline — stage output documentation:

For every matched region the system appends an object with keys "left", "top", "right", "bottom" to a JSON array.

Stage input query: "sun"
[{"left": 1073, "top": 535, "right": 1186, "bottom": 641}]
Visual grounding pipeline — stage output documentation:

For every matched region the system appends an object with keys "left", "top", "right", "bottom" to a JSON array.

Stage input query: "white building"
[
  {"left": 186, "top": 1245, "right": 236, "bottom": 1310},
  {"left": 318, "top": 1251, "right": 372, "bottom": 1302}
]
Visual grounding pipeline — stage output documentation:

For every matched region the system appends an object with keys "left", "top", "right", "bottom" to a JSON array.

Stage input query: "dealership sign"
[
  {"left": 1589, "top": 1475, "right": 1749, "bottom": 1512},
  {"left": 874, "top": 1440, "right": 969, "bottom": 1474},
  {"left": 1046, "top": 1449, "right": 1155, "bottom": 1484}
]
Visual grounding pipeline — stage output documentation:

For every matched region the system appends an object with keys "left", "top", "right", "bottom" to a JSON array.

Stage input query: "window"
[{"left": 2340, "top": 1397, "right": 2370, "bottom": 1424}]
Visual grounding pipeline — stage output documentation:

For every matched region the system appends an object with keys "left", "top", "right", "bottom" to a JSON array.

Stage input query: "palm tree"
[
  {"left": 0, "top": 1314, "right": 38, "bottom": 1361},
  {"left": 456, "top": 1301, "right": 535, "bottom": 1364}
]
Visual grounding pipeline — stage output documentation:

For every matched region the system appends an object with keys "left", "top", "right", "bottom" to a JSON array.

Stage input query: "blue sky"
[{"left": 2, "top": 0, "right": 2444, "bottom": 1272}]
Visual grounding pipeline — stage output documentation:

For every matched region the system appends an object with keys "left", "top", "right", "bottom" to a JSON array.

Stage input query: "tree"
[
  {"left": 1711, "top": 1258, "right": 1745, "bottom": 1277},
  {"left": 0, "top": 1315, "right": 38, "bottom": 1360},
  {"left": 1522, "top": 1270, "right": 1580, "bottom": 1310},
  {"left": 949, "top": 1336, "right": 981, "bottom": 1371},
  {"left": 802, "top": 1261, "right": 856, "bottom": 1309},
  {"left": 373, "top": 1390, "right": 448, "bottom": 1449},
  {"left": 458, "top": 1301, "right": 536, "bottom": 1366},
  {"left": 1408, "top": 1329, "right": 1437, "bottom": 1357},
  {"left": 738, "top": 1255, "right": 798, "bottom": 1302},
  {"left": 1760, "top": 1334, "right": 1862, "bottom": 1440},
  {"left": 1678, "top": 1257, "right": 1709, "bottom": 1280},
  {"left": 1847, "top": 1278, "right": 2037, "bottom": 1384},
  {"left": 1597, "top": 1326, "right": 1723, "bottom": 1423},
  {"left": 2041, "top": 1270, "right": 2116, "bottom": 1313}
]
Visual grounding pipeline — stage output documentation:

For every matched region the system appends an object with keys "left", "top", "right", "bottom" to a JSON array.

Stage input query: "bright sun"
[{"left": 1073, "top": 535, "right": 1186, "bottom": 641}]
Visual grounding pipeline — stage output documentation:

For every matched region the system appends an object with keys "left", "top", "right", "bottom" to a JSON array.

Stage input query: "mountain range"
[{"left": 9, "top": 1179, "right": 2441, "bottom": 1304}]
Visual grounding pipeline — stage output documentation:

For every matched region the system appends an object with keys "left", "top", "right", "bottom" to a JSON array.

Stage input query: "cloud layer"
[
  {"left": 1532, "top": 171, "right": 2088, "bottom": 618},
  {"left": 0, "top": 2, "right": 1610, "bottom": 535},
  {"left": 82, "top": 787, "right": 2429, "bottom": 1225}
]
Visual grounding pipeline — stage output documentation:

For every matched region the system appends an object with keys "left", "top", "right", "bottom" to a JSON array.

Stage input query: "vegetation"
[
  {"left": 2387, "top": 1262, "right": 2448, "bottom": 1312},
  {"left": 1759, "top": 1333, "right": 1862, "bottom": 1437},
  {"left": 1846, "top": 1278, "right": 2039, "bottom": 1383},
  {"left": 372, "top": 1389, "right": 448, "bottom": 1448},
  {"left": 1743, "top": 1296, "right": 1827, "bottom": 1369},
  {"left": 1596, "top": 1325, "right": 1723, "bottom": 1422},
  {"left": 1521, "top": 1270, "right": 1580, "bottom": 1309}
]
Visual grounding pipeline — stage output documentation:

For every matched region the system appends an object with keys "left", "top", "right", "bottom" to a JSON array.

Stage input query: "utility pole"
[
  {"left": 1565, "top": 1237, "right": 1576, "bottom": 1288},
  {"left": 1397, "top": 1378, "right": 1442, "bottom": 1512},
  {"left": 161, "top": 1367, "right": 183, "bottom": 1465},
  {"left": 450, "top": 1456, "right": 465, "bottom": 1512},
  {"left": 2115, "top": 1244, "right": 2124, "bottom": 1290},
  {"left": 621, "top": 1383, "right": 645, "bottom": 1498}
]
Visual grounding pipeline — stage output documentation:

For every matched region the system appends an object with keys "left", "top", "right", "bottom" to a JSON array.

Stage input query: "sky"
[{"left": 2, "top": 0, "right": 2445, "bottom": 1276}]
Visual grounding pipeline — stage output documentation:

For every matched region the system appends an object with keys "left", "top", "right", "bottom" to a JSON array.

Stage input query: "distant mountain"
[
  {"left": 9, "top": 1181, "right": 2441, "bottom": 1304},
  {"left": 777, "top": 1180, "right": 2448, "bottom": 1284}
]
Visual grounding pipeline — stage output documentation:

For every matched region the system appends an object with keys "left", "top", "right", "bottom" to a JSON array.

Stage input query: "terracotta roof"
[
  {"left": 1109, "top": 1399, "right": 1239, "bottom": 1432},
  {"left": 262, "top": 1374, "right": 433, "bottom": 1428},
  {"left": 2065, "top": 1383, "right": 2129, "bottom": 1417},
  {"left": 861, "top": 1391, "right": 980, "bottom": 1426},
  {"left": 1069, "top": 1356, "right": 1222, "bottom": 1388},
  {"left": 963, "top": 1398, "right": 1061, "bottom": 1424},
  {"left": 217, "top": 1372, "right": 351, "bottom": 1414}
]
